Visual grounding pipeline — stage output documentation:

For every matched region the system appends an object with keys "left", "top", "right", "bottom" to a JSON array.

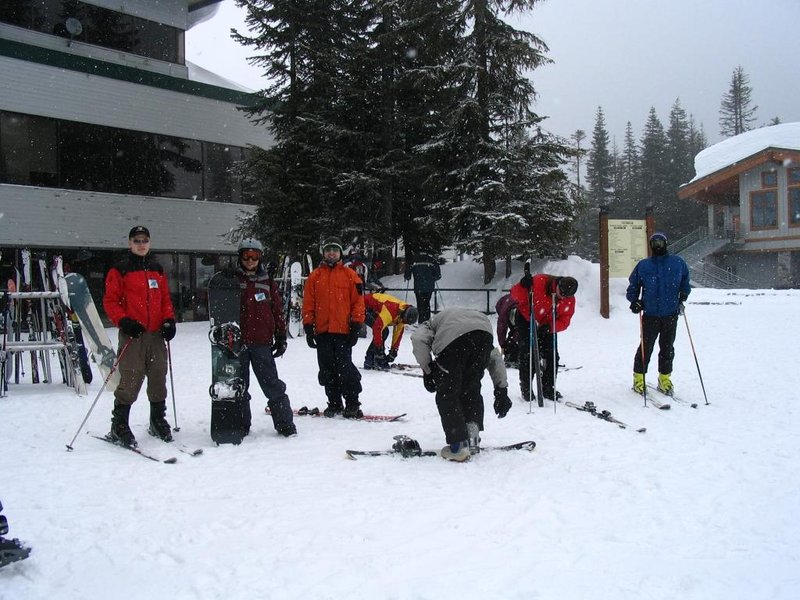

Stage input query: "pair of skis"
[
  {"left": 346, "top": 435, "right": 536, "bottom": 460},
  {"left": 91, "top": 434, "right": 202, "bottom": 464},
  {"left": 266, "top": 406, "right": 407, "bottom": 422},
  {"left": 564, "top": 401, "right": 647, "bottom": 433}
]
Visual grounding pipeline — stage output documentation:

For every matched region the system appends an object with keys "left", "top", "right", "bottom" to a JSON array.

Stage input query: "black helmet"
[
  {"left": 557, "top": 276, "right": 578, "bottom": 297},
  {"left": 401, "top": 306, "right": 419, "bottom": 325},
  {"left": 320, "top": 237, "right": 344, "bottom": 254},
  {"left": 649, "top": 232, "right": 668, "bottom": 256}
]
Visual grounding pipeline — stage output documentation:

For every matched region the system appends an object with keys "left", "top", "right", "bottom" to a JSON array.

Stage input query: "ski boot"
[
  {"left": 342, "top": 399, "right": 363, "bottom": 419},
  {"left": 276, "top": 422, "right": 298, "bottom": 437},
  {"left": 323, "top": 398, "right": 344, "bottom": 418},
  {"left": 466, "top": 422, "right": 481, "bottom": 455},
  {"left": 147, "top": 402, "right": 173, "bottom": 442},
  {"left": 441, "top": 441, "right": 470, "bottom": 462},
  {"left": 109, "top": 402, "right": 137, "bottom": 448},
  {"left": 657, "top": 373, "right": 674, "bottom": 396},
  {"left": 632, "top": 372, "right": 645, "bottom": 395}
]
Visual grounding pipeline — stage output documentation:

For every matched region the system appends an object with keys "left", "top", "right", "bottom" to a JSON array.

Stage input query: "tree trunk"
[
  {"left": 504, "top": 255, "right": 512, "bottom": 278},
  {"left": 483, "top": 247, "right": 496, "bottom": 284}
]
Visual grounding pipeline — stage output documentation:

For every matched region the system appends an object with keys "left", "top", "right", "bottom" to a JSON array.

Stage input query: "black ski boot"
[
  {"left": 342, "top": 399, "right": 363, "bottom": 419},
  {"left": 323, "top": 397, "right": 344, "bottom": 418},
  {"left": 148, "top": 402, "right": 173, "bottom": 442},
  {"left": 109, "top": 402, "right": 137, "bottom": 448}
]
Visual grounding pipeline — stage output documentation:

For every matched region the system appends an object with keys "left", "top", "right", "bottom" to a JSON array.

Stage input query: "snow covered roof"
[
  {"left": 187, "top": 60, "right": 253, "bottom": 93},
  {"left": 691, "top": 122, "right": 800, "bottom": 182}
]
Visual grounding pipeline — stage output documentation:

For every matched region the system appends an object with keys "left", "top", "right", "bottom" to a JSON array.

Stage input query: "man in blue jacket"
[{"left": 626, "top": 232, "right": 691, "bottom": 396}]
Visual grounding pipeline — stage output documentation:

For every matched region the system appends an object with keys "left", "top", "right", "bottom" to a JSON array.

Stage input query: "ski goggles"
[{"left": 240, "top": 250, "right": 262, "bottom": 261}]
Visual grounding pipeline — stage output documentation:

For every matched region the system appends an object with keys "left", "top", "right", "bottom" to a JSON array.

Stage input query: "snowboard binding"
[
  {"left": 0, "top": 500, "right": 31, "bottom": 569},
  {"left": 392, "top": 435, "right": 422, "bottom": 458},
  {"left": 208, "top": 322, "right": 245, "bottom": 357}
]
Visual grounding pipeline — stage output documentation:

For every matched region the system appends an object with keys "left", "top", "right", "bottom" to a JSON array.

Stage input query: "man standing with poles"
[
  {"left": 627, "top": 232, "right": 690, "bottom": 397},
  {"left": 511, "top": 269, "right": 578, "bottom": 405}
]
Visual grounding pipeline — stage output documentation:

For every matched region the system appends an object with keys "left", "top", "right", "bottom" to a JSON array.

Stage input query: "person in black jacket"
[{"left": 403, "top": 252, "right": 441, "bottom": 322}]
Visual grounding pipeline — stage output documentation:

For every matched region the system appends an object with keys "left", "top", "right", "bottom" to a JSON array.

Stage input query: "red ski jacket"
[
  {"left": 103, "top": 253, "right": 175, "bottom": 332},
  {"left": 510, "top": 274, "right": 575, "bottom": 333},
  {"left": 302, "top": 261, "right": 365, "bottom": 334}
]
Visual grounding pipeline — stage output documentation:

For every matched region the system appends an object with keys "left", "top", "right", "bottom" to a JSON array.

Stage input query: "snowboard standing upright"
[
  {"left": 62, "top": 272, "right": 120, "bottom": 389},
  {"left": 287, "top": 261, "right": 303, "bottom": 339},
  {"left": 207, "top": 271, "right": 248, "bottom": 445}
]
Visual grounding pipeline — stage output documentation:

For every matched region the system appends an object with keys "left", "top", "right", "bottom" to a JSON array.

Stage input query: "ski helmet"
[
  {"left": 401, "top": 306, "right": 419, "bottom": 325},
  {"left": 238, "top": 238, "right": 264, "bottom": 254},
  {"left": 556, "top": 276, "right": 578, "bottom": 298},
  {"left": 320, "top": 237, "right": 344, "bottom": 255}
]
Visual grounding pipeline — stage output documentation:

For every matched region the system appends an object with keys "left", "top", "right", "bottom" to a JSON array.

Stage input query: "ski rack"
[{"left": 2, "top": 290, "right": 83, "bottom": 395}]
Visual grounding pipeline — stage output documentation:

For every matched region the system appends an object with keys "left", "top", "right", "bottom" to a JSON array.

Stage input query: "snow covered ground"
[{"left": 1, "top": 256, "right": 799, "bottom": 600}]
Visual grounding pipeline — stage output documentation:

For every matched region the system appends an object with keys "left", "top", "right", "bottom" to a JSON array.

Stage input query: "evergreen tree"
[
  {"left": 663, "top": 98, "right": 704, "bottom": 237},
  {"left": 585, "top": 106, "right": 614, "bottom": 209},
  {"left": 617, "top": 121, "right": 640, "bottom": 217},
  {"left": 570, "top": 129, "right": 587, "bottom": 189},
  {"left": 719, "top": 65, "right": 758, "bottom": 137},
  {"left": 638, "top": 107, "right": 670, "bottom": 221}
]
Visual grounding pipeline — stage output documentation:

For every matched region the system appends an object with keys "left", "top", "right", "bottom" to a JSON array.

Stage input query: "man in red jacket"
[
  {"left": 103, "top": 226, "right": 176, "bottom": 447},
  {"left": 510, "top": 273, "right": 578, "bottom": 402}
]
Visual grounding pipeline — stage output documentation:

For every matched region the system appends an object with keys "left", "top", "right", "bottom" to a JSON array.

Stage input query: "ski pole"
[
  {"left": 682, "top": 311, "right": 709, "bottom": 405},
  {"left": 167, "top": 340, "right": 180, "bottom": 431},
  {"left": 65, "top": 338, "right": 132, "bottom": 451},
  {"left": 525, "top": 263, "right": 534, "bottom": 414},
  {"left": 639, "top": 312, "right": 647, "bottom": 408},
  {"left": 551, "top": 292, "right": 557, "bottom": 414}
]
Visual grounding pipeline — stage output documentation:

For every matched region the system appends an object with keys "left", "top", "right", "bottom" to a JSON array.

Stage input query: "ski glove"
[
  {"left": 677, "top": 303, "right": 685, "bottom": 316},
  {"left": 304, "top": 324, "right": 316, "bottom": 349},
  {"left": 160, "top": 318, "right": 177, "bottom": 342},
  {"left": 272, "top": 334, "right": 287, "bottom": 358},
  {"left": 493, "top": 387, "right": 512, "bottom": 418},
  {"left": 679, "top": 292, "right": 689, "bottom": 302},
  {"left": 630, "top": 300, "right": 643, "bottom": 314},
  {"left": 423, "top": 361, "right": 443, "bottom": 393},
  {"left": 348, "top": 323, "right": 362, "bottom": 347},
  {"left": 119, "top": 317, "right": 145, "bottom": 338},
  {"left": 386, "top": 348, "right": 398, "bottom": 363}
]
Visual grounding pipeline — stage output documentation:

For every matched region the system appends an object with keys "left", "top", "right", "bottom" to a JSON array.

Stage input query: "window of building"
[
  {"left": 761, "top": 171, "right": 778, "bottom": 188},
  {"left": 790, "top": 187, "right": 800, "bottom": 227},
  {"left": 750, "top": 190, "right": 778, "bottom": 229},
  {"left": 1, "top": 111, "right": 246, "bottom": 202},
  {"left": 788, "top": 167, "right": 800, "bottom": 186},
  {"left": 0, "top": 0, "right": 181, "bottom": 64},
  {"left": 0, "top": 112, "right": 58, "bottom": 186}
]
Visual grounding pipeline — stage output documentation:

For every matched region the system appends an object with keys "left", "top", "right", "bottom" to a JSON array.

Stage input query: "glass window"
[
  {"left": 0, "top": 112, "right": 58, "bottom": 185},
  {"left": 789, "top": 188, "right": 800, "bottom": 227},
  {"left": 0, "top": 0, "right": 181, "bottom": 64},
  {"left": 203, "top": 143, "right": 244, "bottom": 203},
  {"left": 788, "top": 168, "right": 800, "bottom": 185},
  {"left": 761, "top": 171, "right": 777, "bottom": 188},
  {"left": 159, "top": 137, "right": 203, "bottom": 199},
  {"left": 750, "top": 190, "right": 777, "bottom": 229}
]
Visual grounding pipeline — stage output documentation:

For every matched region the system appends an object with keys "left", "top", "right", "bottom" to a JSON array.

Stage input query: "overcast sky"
[{"left": 187, "top": 0, "right": 800, "bottom": 147}]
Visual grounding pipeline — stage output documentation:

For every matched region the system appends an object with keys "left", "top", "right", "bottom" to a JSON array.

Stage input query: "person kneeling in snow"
[
  {"left": 411, "top": 308, "right": 512, "bottom": 462},
  {"left": 363, "top": 292, "right": 418, "bottom": 370}
]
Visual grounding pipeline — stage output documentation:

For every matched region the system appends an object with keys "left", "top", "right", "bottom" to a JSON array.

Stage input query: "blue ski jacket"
[{"left": 626, "top": 253, "right": 691, "bottom": 317}]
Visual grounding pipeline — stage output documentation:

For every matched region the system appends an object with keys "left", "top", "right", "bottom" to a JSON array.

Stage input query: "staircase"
[{"left": 673, "top": 227, "right": 753, "bottom": 289}]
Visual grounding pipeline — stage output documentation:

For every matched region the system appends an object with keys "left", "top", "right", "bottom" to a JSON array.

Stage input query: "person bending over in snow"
[
  {"left": 362, "top": 292, "right": 418, "bottom": 371},
  {"left": 627, "top": 232, "right": 690, "bottom": 396},
  {"left": 495, "top": 292, "right": 520, "bottom": 367},
  {"left": 411, "top": 307, "right": 511, "bottom": 462},
  {"left": 510, "top": 273, "right": 578, "bottom": 403}
]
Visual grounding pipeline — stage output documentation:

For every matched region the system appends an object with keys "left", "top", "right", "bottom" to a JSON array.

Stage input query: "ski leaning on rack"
[
  {"left": 266, "top": 405, "right": 406, "bottom": 422},
  {"left": 346, "top": 435, "right": 536, "bottom": 460},
  {"left": 646, "top": 384, "right": 697, "bottom": 409},
  {"left": 564, "top": 401, "right": 647, "bottom": 433},
  {"left": 90, "top": 434, "right": 178, "bottom": 464}
]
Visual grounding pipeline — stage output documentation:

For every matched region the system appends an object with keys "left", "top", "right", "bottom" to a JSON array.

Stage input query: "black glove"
[
  {"left": 423, "top": 361, "right": 443, "bottom": 393},
  {"left": 630, "top": 300, "right": 643, "bottom": 314},
  {"left": 348, "top": 323, "right": 361, "bottom": 347},
  {"left": 304, "top": 324, "right": 316, "bottom": 349},
  {"left": 387, "top": 348, "right": 398, "bottom": 363},
  {"left": 160, "top": 318, "right": 176, "bottom": 341},
  {"left": 677, "top": 302, "right": 685, "bottom": 316},
  {"left": 272, "top": 334, "right": 287, "bottom": 358},
  {"left": 679, "top": 292, "right": 689, "bottom": 302},
  {"left": 119, "top": 317, "right": 145, "bottom": 338},
  {"left": 520, "top": 274, "right": 532, "bottom": 289},
  {"left": 493, "top": 387, "right": 512, "bottom": 418}
]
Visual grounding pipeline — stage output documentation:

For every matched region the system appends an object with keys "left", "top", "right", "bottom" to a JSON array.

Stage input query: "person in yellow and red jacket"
[
  {"left": 510, "top": 273, "right": 578, "bottom": 402},
  {"left": 302, "top": 237, "right": 366, "bottom": 418},
  {"left": 103, "top": 225, "right": 176, "bottom": 448},
  {"left": 362, "top": 293, "right": 418, "bottom": 371}
]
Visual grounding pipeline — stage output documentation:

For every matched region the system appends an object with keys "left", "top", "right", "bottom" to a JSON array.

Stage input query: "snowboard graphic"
[
  {"left": 62, "top": 273, "right": 119, "bottom": 389},
  {"left": 207, "top": 271, "right": 248, "bottom": 445},
  {"left": 287, "top": 261, "right": 303, "bottom": 339}
]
